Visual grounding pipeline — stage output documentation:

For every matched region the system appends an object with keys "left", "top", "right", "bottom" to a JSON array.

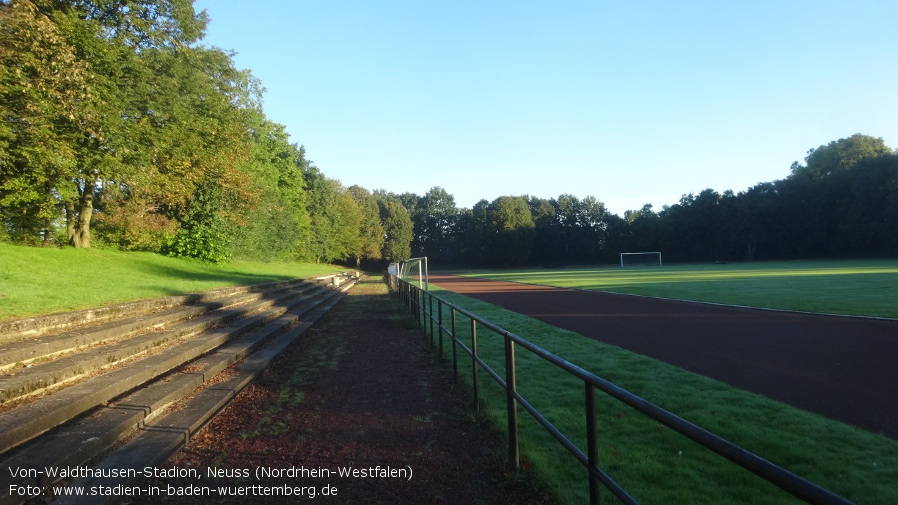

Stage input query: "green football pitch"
[{"left": 456, "top": 259, "right": 898, "bottom": 318}]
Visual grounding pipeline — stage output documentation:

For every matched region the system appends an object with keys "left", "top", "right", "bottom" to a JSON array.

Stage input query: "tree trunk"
[{"left": 67, "top": 189, "right": 93, "bottom": 248}]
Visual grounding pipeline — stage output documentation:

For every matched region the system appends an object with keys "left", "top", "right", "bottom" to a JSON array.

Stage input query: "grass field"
[
  {"left": 456, "top": 259, "right": 898, "bottom": 318},
  {"left": 0, "top": 243, "right": 344, "bottom": 321},
  {"left": 412, "top": 260, "right": 898, "bottom": 504},
  {"left": 418, "top": 286, "right": 898, "bottom": 505}
]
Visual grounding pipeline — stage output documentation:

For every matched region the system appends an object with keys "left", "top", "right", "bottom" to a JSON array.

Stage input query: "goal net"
[
  {"left": 398, "top": 257, "right": 429, "bottom": 291},
  {"left": 620, "top": 252, "right": 662, "bottom": 267}
]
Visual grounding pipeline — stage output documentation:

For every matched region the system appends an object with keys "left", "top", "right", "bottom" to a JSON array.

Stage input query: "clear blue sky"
[{"left": 193, "top": 0, "right": 898, "bottom": 216}]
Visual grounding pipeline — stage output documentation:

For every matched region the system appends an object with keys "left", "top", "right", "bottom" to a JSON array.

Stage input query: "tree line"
[
  {"left": 400, "top": 134, "right": 898, "bottom": 267},
  {"left": 3, "top": 1, "right": 896, "bottom": 268},
  {"left": 1, "top": 0, "right": 412, "bottom": 265}
]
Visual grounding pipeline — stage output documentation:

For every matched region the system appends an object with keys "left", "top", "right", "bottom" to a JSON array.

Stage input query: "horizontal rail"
[{"left": 393, "top": 276, "right": 854, "bottom": 505}]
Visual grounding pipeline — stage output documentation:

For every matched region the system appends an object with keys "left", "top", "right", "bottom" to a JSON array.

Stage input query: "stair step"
[
  {"left": 0, "top": 286, "right": 349, "bottom": 502},
  {"left": 0, "top": 279, "right": 309, "bottom": 346},
  {"left": 0, "top": 285, "right": 320, "bottom": 405},
  {"left": 0, "top": 273, "right": 360, "bottom": 505},
  {"left": 50, "top": 291, "right": 348, "bottom": 505}
]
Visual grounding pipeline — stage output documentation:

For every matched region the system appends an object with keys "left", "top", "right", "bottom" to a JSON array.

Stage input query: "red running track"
[{"left": 430, "top": 274, "right": 898, "bottom": 439}]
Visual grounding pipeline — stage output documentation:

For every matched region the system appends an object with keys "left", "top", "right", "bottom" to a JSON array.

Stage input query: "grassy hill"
[{"left": 0, "top": 243, "right": 345, "bottom": 321}]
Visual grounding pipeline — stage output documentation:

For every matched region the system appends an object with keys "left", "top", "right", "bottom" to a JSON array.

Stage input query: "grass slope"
[
  {"left": 0, "top": 243, "right": 344, "bottom": 321},
  {"left": 459, "top": 260, "right": 898, "bottom": 318},
  {"left": 420, "top": 285, "right": 898, "bottom": 505}
]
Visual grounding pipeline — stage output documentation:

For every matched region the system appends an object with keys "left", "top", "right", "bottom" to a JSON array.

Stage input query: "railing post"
[
  {"left": 436, "top": 299, "right": 442, "bottom": 347},
  {"left": 586, "top": 383, "right": 600, "bottom": 505},
  {"left": 441, "top": 307, "right": 451, "bottom": 359},
  {"left": 504, "top": 331, "right": 519, "bottom": 469},
  {"left": 471, "top": 319, "right": 479, "bottom": 412},
  {"left": 429, "top": 293, "right": 434, "bottom": 340},
  {"left": 415, "top": 287, "right": 422, "bottom": 329},
  {"left": 404, "top": 282, "right": 410, "bottom": 312},
  {"left": 451, "top": 308, "right": 458, "bottom": 384}
]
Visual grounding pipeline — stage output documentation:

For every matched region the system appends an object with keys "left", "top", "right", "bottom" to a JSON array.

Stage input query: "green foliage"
[
  {"left": 229, "top": 117, "right": 310, "bottom": 262},
  {"left": 347, "top": 185, "right": 385, "bottom": 266},
  {"left": 160, "top": 178, "right": 232, "bottom": 264},
  {"left": 1, "top": 0, "right": 417, "bottom": 267},
  {"left": 300, "top": 166, "right": 362, "bottom": 264},
  {"left": 409, "top": 186, "right": 459, "bottom": 261},
  {"left": 162, "top": 226, "right": 230, "bottom": 264},
  {"left": 392, "top": 134, "right": 897, "bottom": 267},
  {"left": 484, "top": 196, "right": 535, "bottom": 266},
  {"left": 374, "top": 191, "right": 413, "bottom": 262},
  {"left": 792, "top": 133, "right": 894, "bottom": 179},
  {"left": 1, "top": 0, "right": 261, "bottom": 251},
  {"left": 0, "top": 0, "right": 97, "bottom": 244},
  {"left": 527, "top": 196, "right": 563, "bottom": 263}
]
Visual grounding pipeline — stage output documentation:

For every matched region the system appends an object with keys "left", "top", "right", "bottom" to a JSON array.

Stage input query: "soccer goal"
[
  {"left": 398, "top": 257, "right": 429, "bottom": 291},
  {"left": 620, "top": 252, "right": 662, "bottom": 267}
]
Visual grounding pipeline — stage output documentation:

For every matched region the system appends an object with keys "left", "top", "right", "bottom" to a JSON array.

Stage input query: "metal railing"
[{"left": 391, "top": 276, "right": 855, "bottom": 505}]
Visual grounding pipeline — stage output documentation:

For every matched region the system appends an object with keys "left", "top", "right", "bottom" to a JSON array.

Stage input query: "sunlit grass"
[
  {"left": 419, "top": 286, "right": 898, "bottom": 505},
  {"left": 0, "top": 242, "right": 344, "bottom": 320},
  {"left": 457, "top": 260, "right": 898, "bottom": 318}
]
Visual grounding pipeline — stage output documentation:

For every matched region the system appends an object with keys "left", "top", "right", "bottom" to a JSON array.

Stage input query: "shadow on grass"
[{"left": 123, "top": 257, "right": 298, "bottom": 297}]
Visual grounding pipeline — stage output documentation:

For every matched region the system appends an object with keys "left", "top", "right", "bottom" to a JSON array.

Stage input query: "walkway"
[{"left": 130, "top": 278, "right": 551, "bottom": 504}]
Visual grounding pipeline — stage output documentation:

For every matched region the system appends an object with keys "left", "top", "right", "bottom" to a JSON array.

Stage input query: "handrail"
[{"left": 391, "top": 276, "right": 855, "bottom": 505}]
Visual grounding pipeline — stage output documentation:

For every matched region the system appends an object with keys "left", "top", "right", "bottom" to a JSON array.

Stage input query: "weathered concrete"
[{"left": 0, "top": 274, "right": 359, "bottom": 505}]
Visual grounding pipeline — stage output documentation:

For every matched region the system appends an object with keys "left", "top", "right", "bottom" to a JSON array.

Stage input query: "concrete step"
[
  {"left": 52, "top": 291, "right": 349, "bottom": 505},
  {"left": 0, "top": 284, "right": 351, "bottom": 503},
  {"left": 0, "top": 279, "right": 311, "bottom": 370},
  {"left": 0, "top": 278, "right": 308, "bottom": 346},
  {"left": 0, "top": 272, "right": 360, "bottom": 505},
  {"left": 0, "top": 283, "right": 321, "bottom": 405}
]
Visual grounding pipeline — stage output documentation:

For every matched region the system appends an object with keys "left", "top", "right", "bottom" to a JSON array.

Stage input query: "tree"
[
  {"left": 301, "top": 166, "right": 361, "bottom": 264},
  {"left": 374, "top": 191, "right": 413, "bottom": 262},
  {"left": 623, "top": 204, "right": 662, "bottom": 255},
  {"left": 1, "top": 0, "right": 260, "bottom": 252},
  {"left": 415, "top": 186, "right": 459, "bottom": 262},
  {"left": 658, "top": 189, "right": 727, "bottom": 261},
  {"left": 108, "top": 42, "right": 258, "bottom": 253},
  {"left": 732, "top": 183, "right": 778, "bottom": 260},
  {"left": 791, "top": 134, "right": 894, "bottom": 180},
  {"left": 552, "top": 194, "right": 610, "bottom": 263},
  {"left": 348, "top": 185, "right": 384, "bottom": 268},
  {"left": 0, "top": 0, "right": 98, "bottom": 244},
  {"left": 161, "top": 177, "right": 233, "bottom": 263},
  {"left": 57, "top": 0, "right": 219, "bottom": 249},
  {"left": 528, "top": 196, "right": 562, "bottom": 264},
  {"left": 301, "top": 166, "right": 338, "bottom": 263},
  {"left": 460, "top": 199, "right": 491, "bottom": 264},
  {"left": 486, "top": 196, "right": 535, "bottom": 266},
  {"left": 226, "top": 117, "right": 309, "bottom": 261},
  {"left": 829, "top": 154, "right": 898, "bottom": 256}
]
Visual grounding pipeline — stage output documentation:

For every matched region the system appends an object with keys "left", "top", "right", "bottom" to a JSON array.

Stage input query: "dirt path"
[
  {"left": 430, "top": 274, "right": 898, "bottom": 440},
  {"left": 130, "top": 278, "right": 551, "bottom": 505}
]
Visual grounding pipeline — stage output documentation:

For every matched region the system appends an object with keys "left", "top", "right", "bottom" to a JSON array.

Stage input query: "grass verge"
[
  {"left": 0, "top": 242, "right": 344, "bottom": 321},
  {"left": 414, "top": 284, "right": 898, "bottom": 505},
  {"left": 458, "top": 259, "right": 898, "bottom": 318}
]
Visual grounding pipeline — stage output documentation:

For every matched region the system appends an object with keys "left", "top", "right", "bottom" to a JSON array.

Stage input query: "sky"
[{"left": 192, "top": 1, "right": 898, "bottom": 216}]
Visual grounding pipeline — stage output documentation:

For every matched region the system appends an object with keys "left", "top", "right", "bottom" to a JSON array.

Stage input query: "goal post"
[
  {"left": 398, "top": 257, "right": 429, "bottom": 291},
  {"left": 620, "top": 252, "right": 662, "bottom": 267}
]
